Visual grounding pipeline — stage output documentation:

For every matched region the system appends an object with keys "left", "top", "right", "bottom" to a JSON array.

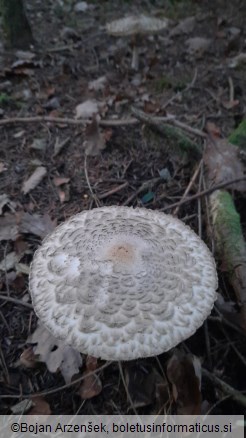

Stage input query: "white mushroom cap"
[
  {"left": 106, "top": 15, "right": 169, "bottom": 37},
  {"left": 29, "top": 206, "right": 217, "bottom": 361}
]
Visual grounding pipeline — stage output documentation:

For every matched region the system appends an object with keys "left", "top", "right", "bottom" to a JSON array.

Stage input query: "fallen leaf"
[
  {"left": 22, "top": 166, "right": 47, "bottom": 194},
  {"left": 89, "top": 76, "right": 108, "bottom": 92},
  {"left": 28, "top": 396, "right": 51, "bottom": 415},
  {"left": 78, "top": 356, "right": 102, "bottom": 400},
  {"left": 74, "top": 1, "right": 89, "bottom": 12},
  {"left": 204, "top": 132, "right": 246, "bottom": 191},
  {"left": 186, "top": 37, "right": 211, "bottom": 56},
  {"left": 57, "top": 187, "right": 70, "bottom": 203},
  {"left": 28, "top": 323, "right": 83, "bottom": 383},
  {"left": 15, "top": 262, "right": 30, "bottom": 275},
  {"left": 83, "top": 116, "right": 106, "bottom": 156},
  {"left": 15, "top": 50, "right": 35, "bottom": 61},
  {"left": 11, "top": 399, "right": 34, "bottom": 414},
  {"left": 205, "top": 122, "right": 221, "bottom": 138},
  {"left": 75, "top": 99, "right": 100, "bottom": 119},
  {"left": 53, "top": 177, "right": 70, "bottom": 187},
  {"left": 0, "top": 214, "right": 18, "bottom": 241},
  {"left": 170, "top": 16, "right": 195, "bottom": 36},
  {"left": 13, "top": 130, "right": 25, "bottom": 138},
  {"left": 167, "top": 350, "right": 202, "bottom": 415},
  {"left": 221, "top": 99, "right": 239, "bottom": 109},
  {"left": 0, "top": 251, "right": 21, "bottom": 272},
  {"left": 20, "top": 347, "right": 37, "bottom": 368},
  {"left": 30, "top": 138, "right": 47, "bottom": 151},
  {"left": 228, "top": 52, "right": 246, "bottom": 68},
  {"left": 19, "top": 212, "right": 56, "bottom": 238}
]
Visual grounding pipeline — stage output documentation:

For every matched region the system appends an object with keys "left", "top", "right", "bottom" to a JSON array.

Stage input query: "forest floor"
[{"left": 0, "top": 0, "right": 246, "bottom": 416}]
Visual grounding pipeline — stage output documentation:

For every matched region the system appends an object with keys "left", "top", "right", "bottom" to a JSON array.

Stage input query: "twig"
[
  {"left": 98, "top": 182, "right": 128, "bottom": 200},
  {"left": 0, "top": 294, "right": 33, "bottom": 309},
  {"left": 0, "top": 115, "right": 138, "bottom": 127},
  {"left": 84, "top": 155, "right": 100, "bottom": 207},
  {"left": 160, "top": 176, "right": 246, "bottom": 212},
  {"left": 228, "top": 76, "right": 234, "bottom": 102},
  {"left": 131, "top": 106, "right": 206, "bottom": 139},
  {"left": 0, "top": 361, "right": 112, "bottom": 399},
  {"left": 173, "top": 159, "right": 203, "bottom": 216},
  {"left": 202, "top": 368, "right": 246, "bottom": 408},
  {"left": 118, "top": 362, "right": 139, "bottom": 416}
]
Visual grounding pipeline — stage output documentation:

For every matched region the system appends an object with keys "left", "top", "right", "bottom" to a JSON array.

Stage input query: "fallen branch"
[
  {"left": 205, "top": 120, "right": 246, "bottom": 331},
  {"left": 0, "top": 115, "right": 138, "bottom": 127}
]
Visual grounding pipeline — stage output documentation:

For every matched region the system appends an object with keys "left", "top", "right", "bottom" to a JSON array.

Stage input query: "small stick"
[
  {"left": 0, "top": 115, "right": 139, "bottom": 127},
  {"left": 202, "top": 368, "right": 246, "bottom": 409},
  {"left": 84, "top": 155, "right": 100, "bottom": 207},
  {"left": 98, "top": 182, "right": 128, "bottom": 200},
  {"left": 0, "top": 294, "right": 33, "bottom": 309},
  {"left": 173, "top": 159, "right": 203, "bottom": 216},
  {"left": 0, "top": 361, "right": 112, "bottom": 399},
  {"left": 160, "top": 176, "right": 246, "bottom": 212}
]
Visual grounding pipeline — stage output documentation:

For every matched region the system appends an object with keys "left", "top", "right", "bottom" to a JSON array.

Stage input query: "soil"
[{"left": 0, "top": 0, "right": 245, "bottom": 415}]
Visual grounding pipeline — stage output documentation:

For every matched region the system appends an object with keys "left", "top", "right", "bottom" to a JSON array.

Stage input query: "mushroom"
[
  {"left": 106, "top": 15, "right": 169, "bottom": 70},
  {"left": 29, "top": 206, "right": 217, "bottom": 361}
]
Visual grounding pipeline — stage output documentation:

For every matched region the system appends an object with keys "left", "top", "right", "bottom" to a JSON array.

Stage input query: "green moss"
[
  {"left": 211, "top": 190, "right": 245, "bottom": 272},
  {"left": 228, "top": 119, "right": 246, "bottom": 150}
]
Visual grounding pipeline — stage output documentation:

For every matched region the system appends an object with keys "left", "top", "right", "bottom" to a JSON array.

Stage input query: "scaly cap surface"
[{"left": 29, "top": 206, "right": 217, "bottom": 360}]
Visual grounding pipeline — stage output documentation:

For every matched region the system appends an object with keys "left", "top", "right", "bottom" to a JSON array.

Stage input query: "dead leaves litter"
[
  {"left": 204, "top": 127, "right": 246, "bottom": 192},
  {"left": 27, "top": 323, "right": 83, "bottom": 383},
  {"left": 78, "top": 356, "right": 102, "bottom": 400},
  {"left": 167, "top": 350, "right": 202, "bottom": 415},
  {"left": 22, "top": 166, "right": 47, "bottom": 195},
  {"left": 19, "top": 212, "right": 56, "bottom": 238}
]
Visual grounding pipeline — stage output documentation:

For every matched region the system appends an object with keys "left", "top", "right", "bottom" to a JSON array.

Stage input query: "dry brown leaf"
[
  {"left": 19, "top": 212, "right": 56, "bottom": 238},
  {"left": 22, "top": 166, "right": 47, "bottom": 194},
  {"left": 53, "top": 177, "right": 70, "bottom": 187},
  {"left": 166, "top": 350, "right": 202, "bottom": 415},
  {"left": 20, "top": 347, "right": 37, "bottom": 368},
  {"left": 79, "top": 373, "right": 102, "bottom": 399},
  {"left": 28, "top": 396, "right": 51, "bottom": 415},
  {"left": 0, "top": 214, "right": 19, "bottom": 241},
  {"left": 204, "top": 132, "right": 246, "bottom": 191},
  {"left": 28, "top": 323, "right": 83, "bottom": 383},
  {"left": 221, "top": 99, "right": 239, "bottom": 109},
  {"left": 78, "top": 356, "right": 102, "bottom": 400},
  {"left": 83, "top": 116, "right": 106, "bottom": 156}
]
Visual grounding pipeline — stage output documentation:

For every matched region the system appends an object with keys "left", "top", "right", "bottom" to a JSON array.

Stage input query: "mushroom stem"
[{"left": 131, "top": 44, "right": 139, "bottom": 70}]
